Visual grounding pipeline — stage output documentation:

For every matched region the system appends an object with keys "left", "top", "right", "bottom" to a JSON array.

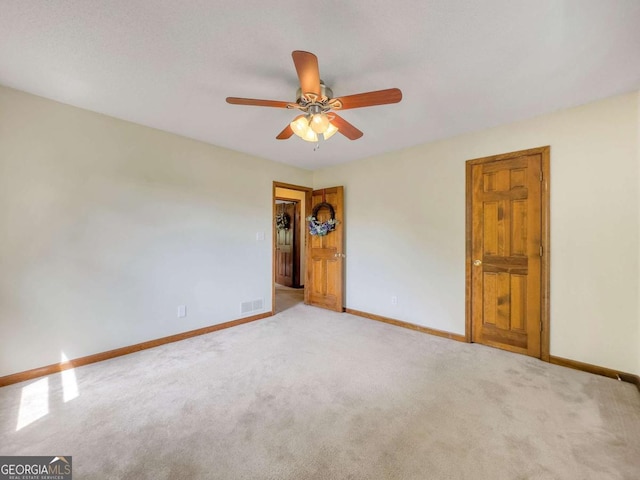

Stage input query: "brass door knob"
[{"left": 473, "top": 259, "right": 482, "bottom": 266}]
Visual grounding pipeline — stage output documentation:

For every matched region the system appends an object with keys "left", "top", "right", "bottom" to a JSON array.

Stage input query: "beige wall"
[
  {"left": 314, "top": 91, "right": 640, "bottom": 375},
  {"left": 2, "top": 84, "right": 639, "bottom": 378},
  {"left": 0, "top": 85, "right": 312, "bottom": 377},
  {"left": 275, "top": 187, "right": 307, "bottom": 284}
]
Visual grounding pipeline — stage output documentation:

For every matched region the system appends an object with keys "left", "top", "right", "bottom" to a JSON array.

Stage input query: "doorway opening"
[{"left": 273, "top": 182, "right": 312, "bottom": 314}]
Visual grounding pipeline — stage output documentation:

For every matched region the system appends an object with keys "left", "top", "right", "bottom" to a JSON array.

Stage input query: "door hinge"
[
  {"left": 539, "top": 245, "right": 543, "bottom": 257},
  {"left": 540, "top": 171, "right": 543, "bottom": 182},
  {"left": 540, "top": 322, "right": 543, "bottom": 332}
]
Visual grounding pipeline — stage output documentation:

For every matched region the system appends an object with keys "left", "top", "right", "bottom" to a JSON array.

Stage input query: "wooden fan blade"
[
  {"left": 330, "top": 114, "right": 363, "bottom": 140},
  {"left": 226, "top": 97, "right": 291, "bottom": 108},
  {"left": 292, "top": 51, "right": 321, "bottom": 97},
  {"left": 276, "top": 125, "right": 294, "bottom": 140},
  {"left": 332, "top": 88, "right": 402, "bottom": 110},
  {"left": 276, "top": 116, "right": 301, "bottom": 140}
]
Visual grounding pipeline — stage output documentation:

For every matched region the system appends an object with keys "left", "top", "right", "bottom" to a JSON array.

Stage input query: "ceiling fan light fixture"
[
  {"left": 310, "top": 112, "right": 330, "bottom": 134},
  {"left": 290, "top": 115, "right": 309, "bottom": 136},
  {"left": 290, "top": 115, "right": 319, "bottom": 142},
  {"left": 302, "top": 126, "right": 318, "bottom": 142},
  {"left": 323, "top": 122, "right": 338, "bottom": 140}
]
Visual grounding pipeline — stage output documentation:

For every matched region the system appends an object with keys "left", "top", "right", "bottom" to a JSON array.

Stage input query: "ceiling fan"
[{"left": 226, "top": 51, "right": 402, "bottom": 142}]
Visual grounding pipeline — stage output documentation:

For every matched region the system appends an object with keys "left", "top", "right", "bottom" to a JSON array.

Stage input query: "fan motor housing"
[{"left": 296, "top": 81, "right": 333, "bottom": 103}]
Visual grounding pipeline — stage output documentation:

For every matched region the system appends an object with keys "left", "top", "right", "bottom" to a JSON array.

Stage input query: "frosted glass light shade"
[
  {"left": 323, "top": 122, "right": 338, "bottom": 140},
  {"left": 290, "top": 116, "right": 310, "bottom": 137},
  {"left": 302, "top": 127, "right": 318, "bottom": 142},
  {"left": 290, "top": 115, "right": 319, "bottom": 142},
  {"left": 310, "top": 113, "right": 330, "bottom": 134}
]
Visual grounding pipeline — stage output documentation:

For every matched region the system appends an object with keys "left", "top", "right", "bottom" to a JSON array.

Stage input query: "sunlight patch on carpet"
[
  {"left": 16, "top": 377, "right": 49, "bottom": 431},
  {"left": 61, "top": 352, "right": 79, "bottom": 403}
]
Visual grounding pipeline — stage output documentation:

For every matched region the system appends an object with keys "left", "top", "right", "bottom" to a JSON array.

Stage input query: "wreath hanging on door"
[
  {"left": 275, "top": 212, "right": 290, "bottom": 230},
  {"left": 307, "top": 202, "right": 338, "bottom": 236}
]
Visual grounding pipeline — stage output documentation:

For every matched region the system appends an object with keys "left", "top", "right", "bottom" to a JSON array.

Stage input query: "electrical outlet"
[
  {"left": 391, "top": 296, "right": 398, "bottom": 305},
  {"left": 256, "top": 231, "right": 265, "bottom": 241},
  {"left": 177, "top": 305, "right": 187, "bottom": 318}
]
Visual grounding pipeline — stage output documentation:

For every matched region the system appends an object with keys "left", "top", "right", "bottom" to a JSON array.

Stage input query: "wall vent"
[{"left": 241, "top": 298, "right": 264, "bottom": 315}]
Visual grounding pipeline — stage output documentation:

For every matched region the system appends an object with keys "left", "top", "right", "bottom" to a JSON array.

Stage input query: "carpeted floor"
[
  {"left": 274, "top": 283, "right": 304, "bottom": 314},
  {"left": 1, "top": 295, "right": 639, "bottom": 479}
]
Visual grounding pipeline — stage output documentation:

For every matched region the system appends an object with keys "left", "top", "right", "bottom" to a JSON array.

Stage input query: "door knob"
[{"left": 473, "top": 259, "right": 482, "bottom": 266}]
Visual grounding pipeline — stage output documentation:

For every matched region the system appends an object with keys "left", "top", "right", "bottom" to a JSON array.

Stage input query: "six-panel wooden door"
[
  {"left": 305, "top": 186, "right": 344, "bottom": 312},
  {"left": 469, "top": 150, "right": 545, "bottom": 358}
]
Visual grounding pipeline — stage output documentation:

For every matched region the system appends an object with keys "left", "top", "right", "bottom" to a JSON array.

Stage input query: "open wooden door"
[
  {"left": 275, "top": 201, "right": 299, "bottom": 287},
  {"left": 467, "top": 147, "right": 549, "bottom": 359},
  {"left": 305, "top": 186, "right": 344, "bottom": 312}
]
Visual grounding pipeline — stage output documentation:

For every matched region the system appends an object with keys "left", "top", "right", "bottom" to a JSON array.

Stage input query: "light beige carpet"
[
  {"left": 1, "top": 299, "right": 639, "bottom": 479},
  {"left": 274, "top": 283, "right": 304, "bottom": 314}
]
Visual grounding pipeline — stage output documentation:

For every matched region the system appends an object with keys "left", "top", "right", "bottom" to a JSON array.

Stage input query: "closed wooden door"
[
  {"left": 275, "top": 202, "right": 297, "bottom": 287},
  {"left": 468, "top": 148, "right": 549, "bottom": 358},
  {"left": 305, "top": 186, "right": 344, "bottom": 312}
]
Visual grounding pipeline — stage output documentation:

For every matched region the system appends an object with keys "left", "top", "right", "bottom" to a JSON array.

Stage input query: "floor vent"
[{"left": 241, "top": 299, "right": 264, "bottom": 314}]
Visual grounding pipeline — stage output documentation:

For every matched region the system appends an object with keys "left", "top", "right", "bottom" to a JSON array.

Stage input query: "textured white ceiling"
[{"left": 1, "top": 1, "right": 640, "bottom": 170}]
